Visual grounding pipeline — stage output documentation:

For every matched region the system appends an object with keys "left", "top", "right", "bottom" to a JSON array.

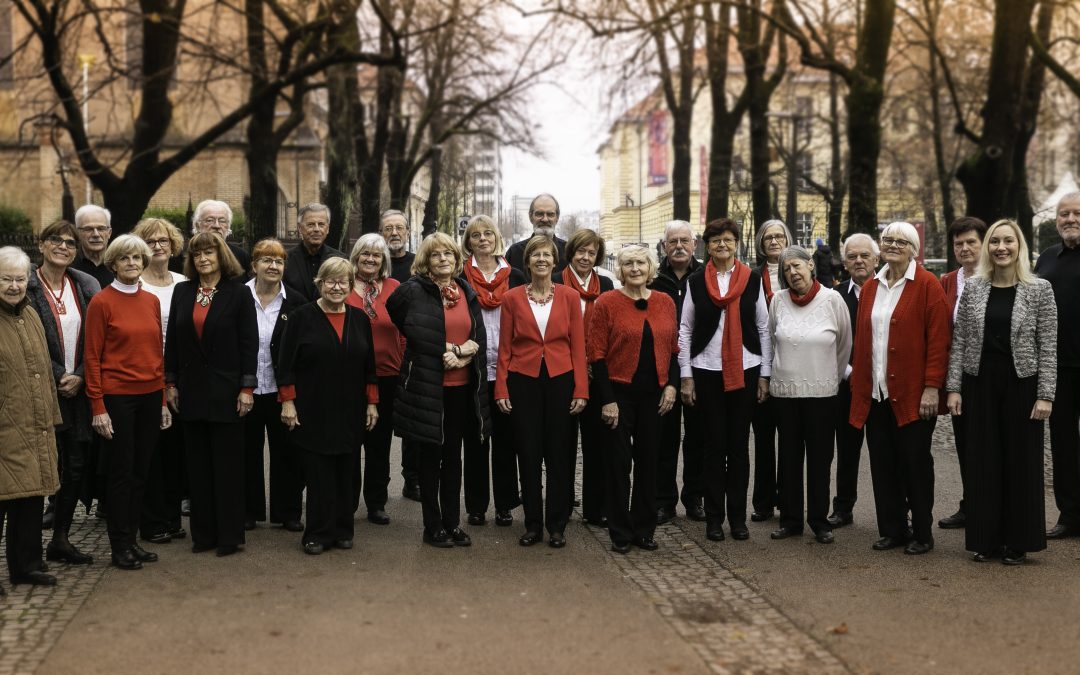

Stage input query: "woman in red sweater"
[
  {"left": 495, "top": 235, "right": 588, "bottom": 548},
  {"left": 587, "top": 245, "right": 678, "bottom": 553},
  {"left": 84, "top": 234, "right": 171, "bottom": 571},
  {"left": 849, "top": 221, "right": 951, "bottom": 556}
]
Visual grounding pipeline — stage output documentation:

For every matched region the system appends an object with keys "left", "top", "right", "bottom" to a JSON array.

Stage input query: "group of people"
[{"left": 1, "top": 190, "right": 1077, "bottom": 593}]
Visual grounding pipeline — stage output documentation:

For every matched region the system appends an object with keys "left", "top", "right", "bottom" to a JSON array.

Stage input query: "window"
[
  {"left": 797, "top": 153, "right": 813, "bottom": 190},
  {"left": 795, "top": 96, "right": 812, "bottom": 140},
  {"left": 795, "top": 212, "right": 813, "bottom": 248}
]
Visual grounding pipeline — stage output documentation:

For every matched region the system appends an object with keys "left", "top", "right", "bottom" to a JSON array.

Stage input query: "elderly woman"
[
  {"left": 555, "top": 228, "right": 614, "bottom": 527},
  {"left": 346, "top": 233, "right": 403, "bottom": 526},
  {"left": 131, "top": 218, "right": 189, "bottom": 545},
  {"left": 0, "top": 247, "right": 62, "bottom": 589},
  {"left": 767, "top": 247, "right": 851, "bottom": 544},
  {"left": 85, "top": 235, "right": 171, "bottom": 570},
  {"left": 243, "top": 238, "right": 306, "bottom": 533},
  {"left": 278, "top": 257, "right": 379, "bottom": 554},
  {"left": 457, "top": 216, "right": 526, "bottom": 527},
  {"left": 947, "top": 220, "right": 1057, "bottom": 565},
  {"left": 850, "top": 222, "right": 950, "bottom": 556},
  {"left": 679, "top": 218, "right": 772, "bottom": 542},
  {"left": 25, "top": 221, "right": 99, "bottom": 565},
  {"left": 191, "top": 199, "right": 250, "bottom": 275},
  {"left": 749, "top": 219, "right": 793, "bottom": 523},
  {"left": 387, "top": 233, "right": 491, "bottom": 548},
  {"left": 495, "top": 235, "right": 588, "bottom": 548},
  {"left": 165, "top": 232, "right": 257, "bottom": 557},
  {"left": 588, "top": 245, "right": 678, "bottom": 553}
]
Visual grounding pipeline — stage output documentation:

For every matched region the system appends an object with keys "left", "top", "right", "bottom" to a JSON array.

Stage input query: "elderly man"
[
  {"left": 381, "top": 210, "right": 415, "bottom": 284},
  {"left": 827, "top": 232, "right": 879, "bottom": 528},
  {"left": 650, "top": 220, "right": 705, "bottom": 524},
  {"left": 937, "top": 216, "right": 987, "bottom": 530},
  {"left": 72, "top": 205, "right": 115, "bottom": 288},
  {"left": 284, "top": 203, "right": 345, "bottom": 301},
  {"left": 192, "top": 200, "right": 250, "bottom": 276},
  {"left": 1037, "top": 192, "right": 1080, "bottom": 539},
  {"left": 505, "top": 194, "right": 568, "bottom": 275}
]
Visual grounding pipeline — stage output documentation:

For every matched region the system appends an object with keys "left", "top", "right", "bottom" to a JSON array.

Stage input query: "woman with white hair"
[
  {"left": 767, "top": 247, "right": 851, "bottom": 544},
  {"left": 587, "top": 245, "right": 679, "bottom": 553},
  {"left": 346, "top": 233, "right": 403, "bottom": 526},
  {"left": 849, "top": 222, "right": 951, "bottom": 556},
  {"left": 947, "top": 220, "right": 1057, "bottom": 565}
]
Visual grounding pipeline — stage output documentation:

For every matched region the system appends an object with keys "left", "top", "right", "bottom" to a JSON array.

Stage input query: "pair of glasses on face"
[
  {"left": 201, "top": 217, "right": 229, "bottom": 226},
  {"left": 257, "top": 257, "right": 285, "bottom": 267},
  {"left": 46, "top": 236, "right": 78, "bottom": 249},
  {"left": 762, "top": 233, "right": 787, "bottom": 243},
  {"left": 708, "top": 238, "right": 738, "bottom": 248},
  {"left": 321, "top": 279, "right": 350, "bottom": 289},
  {"left": 880, "top": 237, "right": 911, "bottom": 249}
]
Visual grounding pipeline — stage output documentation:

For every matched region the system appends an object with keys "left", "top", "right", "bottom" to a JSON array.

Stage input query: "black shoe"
[
  {"left": 750, "top": 510, "right": 773, "bottom": 522},
  {"left": 685, "top": 505, "right": 707, "bottom": 522},
  {"left": 367, "top": 510, "right": 391, "bottom": 525},
  {"left": 110, "top": 550, "right": 142, "bottom": 571},
  {"left": 938, "top": 510, "right": 966, "bottom": 529},
  {"left": 873, "top": 536, "right": 909, "bottom": 551},
  {"left": 282, "top": 520, "right": 304, "bottom": 532},
  {"left": 495, "top": 511, "right": 513, "bottom": 527},
  {"left": 972, "top": 551, "right": 996, "bottom": 563},
  {"left": 216, "top": 545, "right": 240, "bottom": 557},
  {"left": 191, "top": 543, "right": 216, "bottom": 553},
  {"left": 303, "top": 542, "right": 324, "bottom": 555},
  {"left": 130, "top": 543, "right": 159, "bottom": 563},
  {"left": 1002, "top": 549, "right": 1027, "bottom": 565},
  {"left": 770, "top": 527, "right": 801, "bottom": 540},
  {"left": 1047, "top": 523, "right": 1077, "bottom": 539},
  {"left": 450, "top": 528, "right": 472, "bottom": 547},
  {"left": 611, "top": 541, "right": 631, "bottom": 554},
  {"left": 548, "top": 532, "right": 566, "bottom": 548},
  {"left": 423, "top": 529, "right": 454, "bottom": 548},
  {"left": 827, "top": 512, "right": 853, "bottom": 528},
  {"left": 467, "top": 513, "right": 486, "bottom": 526},
  {"left": 167, "top": 527, "right": 187, "bottom": 540},
  {"left": 180, "top": 499, "right": 191, "bottom": 517},
  {"left": 46, "top": 539, "right": 94, "bottom": 565},
  {"left": 706, "top": 525, "right": 725, "bottom": 542},
  {"left": 656, "top": 507, "right": 676, "bottom": 525},
  {"left": 402, "top": 484, "right": 422, "bottom": 502},
  {"left": 519, "top": 531, "right": 542, "bottom": 547},
  {"left": 584, "top": 517, "right": 608, "bottom": 528},
  {"left": 903, "top": 540, "right": 934, "bottom": 555},
  {"left": 11, "top": 569, "right": 58, "bottom": 585},
  {"left": 244, "top": 520, "right": 257, "bottom": 531},
  {"left": 730, "top": 524, "right": 750, "bottom": 540},
  {"left": 333, "top": 539, "right": 354, "bottom": 550},
  {"left": 815, "top": 530, "right": 835, "bottom": 544},
  {"left": 635, "top": 537, "right": 659, "bottom": 551},
  {"left": 141, "top": 531, "right": 172, "bottom": 545}
]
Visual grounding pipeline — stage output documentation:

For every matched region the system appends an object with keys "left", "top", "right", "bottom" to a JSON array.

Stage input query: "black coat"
[
  {"left": 165, "top": 278, "right": 258, "bottom": 423},
  {"left": 649, "top": 256, "right": 701, "bottom": 319},
  {"left": 385, "top": 275, "right": 491, "bottom": 446},
  {"left": 283, "top": 243, "right": 346, "bottom": 303},
  {"left": 25, "top": 267, "right": 100, "bottom": 441},
  {"left": 275, "top": 303, "right": 377, "bottom": 455},
  {"left": 267, "top": 285, "right": 311, "bottom": 370}
]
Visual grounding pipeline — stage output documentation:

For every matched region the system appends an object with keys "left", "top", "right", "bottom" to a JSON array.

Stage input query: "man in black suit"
[
  {"left": 192, "top": 200, "right": 250, "bottom": 277},
  {"left": 828, "top": 232, "right": 879, "bottom": 528},
  {"left": 505, "top": 193, "right": 568, "bottom": 275},
  {"left": 284, "top": 203, "right": 345, "bottom": 301},
  {"left": 72, "top": 204, "right": 115, "bottom": 288}
]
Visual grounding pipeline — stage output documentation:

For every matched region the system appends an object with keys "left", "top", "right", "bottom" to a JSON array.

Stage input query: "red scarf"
[
  {"left": 431, "top": 277, "right": 461, "bottom": 308},
  {"left": 704, "top": 258, "right": 751, "bottom": 392},
  {"left": 760, "top": 262, "right": 775, "bottom": 306},
  {"left": 563, "top": 269, "right": 601, "bottom": 331},
  {"left": 789, "top": 280, "right": 822, "bottom": 307},
  {"left": 463, "top": 258, "right": 511, "bottom": 310}
]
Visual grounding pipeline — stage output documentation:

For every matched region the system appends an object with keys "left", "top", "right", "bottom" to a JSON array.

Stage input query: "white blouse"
[
  {"left": 870, "top": 259, "right": 916, "bottom": 401},
  {"left": 677, "top": 267, "right": 773, "bottom": 377},
  {"left": 140, "top": 271, "right": 187, "bottom": 346}
]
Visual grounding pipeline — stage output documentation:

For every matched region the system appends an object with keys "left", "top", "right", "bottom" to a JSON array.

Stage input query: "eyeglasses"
[
  {"left": 145, "top": 238, "right": 172, "bottom": 249},
  {"left": 257, "top": 257, "right": 285, "bottom": 266},
  {"left": 200, "top": 217, "right": 229, "bottom": 226},
  {"left": 0, "top": 276, "right": 28, "bottom": 285},
  {"left": 320, "top": 279, "right": 350, "bottom": 289},
  {"left": 666, "top": 237, "right": 692, "bottom": 247},
  {"left": 762, "top": 233, "right": 787, "bottom": 243},
  {"left": 469, "top": 230, "right": 496, "bottom": 239},
  {"left": 78, "top": 225, "right": 110, "bottom": 234},
  {"left": 381, "top": 224, "right": 408, "bottom": 233},
  {"left": 880, "top": 237, "right": 911, "bottom": 249},
  {"left": 46, "top": 235, "right": 78, "bottom": 249},
  {"left": 708, "top": 238, "right": 739, "bottom": 248},
  {"left": 430, "top": 250, "right": 457, "bottom": 260}
]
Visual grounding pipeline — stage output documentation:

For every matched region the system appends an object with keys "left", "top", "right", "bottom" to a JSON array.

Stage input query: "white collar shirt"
[
  {"left": 870, "top": 259, "right": 916, "bottom": 401},
  {"left": 246, "top": 279, "right": 287, "bottom": 394},
  {"left": 474, "top": 256, "right": 509, "bottom": 381}
]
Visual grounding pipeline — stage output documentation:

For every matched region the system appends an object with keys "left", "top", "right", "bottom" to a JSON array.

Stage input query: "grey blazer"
[{"left": 945, "top": 276, "right": 1057, "bottom": 400}]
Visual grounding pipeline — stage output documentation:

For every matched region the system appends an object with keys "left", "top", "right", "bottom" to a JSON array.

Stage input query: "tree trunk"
[
  {"left": 707, "top": 121, "right": 736, "bottom": 220},
  {"left": 748, "top": 95, "right": 773, "bottom": 232},
  {"left": 826, "top": 73, "right": 845, "bottom": 254},
  {"left": 670, "top": 108, "right": 692, "bottom": 222},
  {"left": 324, "top": 58, "right": 359, "bottom": 249}
]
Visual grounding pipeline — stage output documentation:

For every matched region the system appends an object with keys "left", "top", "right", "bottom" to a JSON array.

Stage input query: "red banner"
[{"left": 648, "top": 110, "right": 668, "bottom": 186}]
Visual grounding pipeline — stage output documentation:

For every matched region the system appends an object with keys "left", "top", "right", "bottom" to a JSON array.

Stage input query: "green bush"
[
  {"left": 0, "top": 203, "right": 32, "bottom": 235},
  {"left": 1037, "top": 219, "right": 1061, "bottom": 250}
]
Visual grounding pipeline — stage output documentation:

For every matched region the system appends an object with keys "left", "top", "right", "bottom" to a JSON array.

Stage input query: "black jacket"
[
  {"left": 283, "top": 243, "right": 346, "bottom": 302},
  {"left": 685, "top": 266, "right": 763, "bottom": 359},
  {"left": 650, "top": 256, "right": 702, "bottom": 320},
  {"left": 25, "top": 267, "right": 100, "bottom": 441},
  {"left": 275, "top": 303, "right": 377, "bottom": 455},
  {"left": 267, "top": 285, "right": 311, "bottom": 370},
  {"left": 385, "top": 275, "right": 491, "bottom": 446},
  {"left": 165, "top": 278, "right": 259, "bottom": 423}
]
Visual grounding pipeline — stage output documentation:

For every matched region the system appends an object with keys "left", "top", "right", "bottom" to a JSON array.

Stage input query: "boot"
[{"left": 46, "top": 532, "right": 93, "bottom": 565}]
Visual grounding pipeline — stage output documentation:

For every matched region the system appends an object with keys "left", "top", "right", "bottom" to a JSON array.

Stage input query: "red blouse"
[
  {"left": 346, "top": 277, "right": 403, "bottom": 377},
  {"left": 443, "top": 297, "right": 472, "bottom": 387}
]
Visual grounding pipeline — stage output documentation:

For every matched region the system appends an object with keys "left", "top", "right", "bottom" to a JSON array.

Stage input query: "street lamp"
[
  {"left": 77, "top": 53, "right": 96, "bottom": 205},
  {"left": 767, "top": 111, "right": 803, "bottom": 244}
]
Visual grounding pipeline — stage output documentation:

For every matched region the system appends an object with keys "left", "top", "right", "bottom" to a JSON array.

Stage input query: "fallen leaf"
[{"left": 830, "top": 623, "right": 849, "bottom": 635}]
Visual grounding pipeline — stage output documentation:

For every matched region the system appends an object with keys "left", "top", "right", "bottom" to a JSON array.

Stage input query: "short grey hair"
[
  {"left": 380, "top": 209, "right": 409, "bottom": 228},
  {"left": 192, "top": 200, "right": 233, "bottom": 236},
  {"left": 840, "top": 232, "right": 880, "bottom": 258},
  {"left": 615, "top": 244, "right": 658, "bottom": 285},
  {"left": 663, "top": 220, "right": 694, "bottom": 241},
  {"left": 74, "top": 204, "right": 112, "bottom": 229},
  {"left": 881, "top": 221, "right": 921, "bottom": 254},
  {"left": 755, "top": 219, "right": 795, "bottom": 257},
  {"left": 776, "top": 246, "right": 813, "bottom": 290},
  {"left": 0, "top": 246, "right": 31, "bottom": 274},
  {"left": 298, "top": 202, "right": 331, "bottom": 225},
  {"left": 349, "top": 233, "right": 392, "bottom": 281},
  {"left": 1057, "top": 192, "right": 1080, "bottom": 210}
]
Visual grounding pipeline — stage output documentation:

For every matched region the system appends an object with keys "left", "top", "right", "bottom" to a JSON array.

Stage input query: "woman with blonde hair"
[{"left": 946, "top": 219, "right": 1057, "bottom": 564}]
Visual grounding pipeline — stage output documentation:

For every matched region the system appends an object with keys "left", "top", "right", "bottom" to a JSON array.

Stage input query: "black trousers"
[
  {"left": 832, "top": 380, "right": 864, "bottom": 515},
  {"left": 950, "top": 412, "right": 969, "bottom": 514},
  {"left": 865, "top": 400, "right": 936, "bottom": 543},
  {"left": 694, "top": 367, "right": 758, "bottom": 527},
  {"left": 571, "top": 379, "right": 607, "bottom": 522},
  {"left": 605, "top": 384, "right": 660, "bottom": 545},
  {"left": 510, "top": 365, "right": 573, "bottom": 535},
  {"left": 751, "top": 395, "right": 779, "bottom": 514},
  {"left": 401, "top": 438, "right": 419, "bottom": 488},
  {"left": 417, "top": 385, "right": 470, "bottom": 533},
  {"left": 185, "top": 420, "right": 245, "bottom": 549},
  {"left": 302, "top": 450, "right": 355, "bottom": 545},
  {"left": 1049, "top": 366, "right": 1080, "bottom": 528},
  {"left": 140, "top": 421, "right": 185, "bottom": 537},
  {"left": 354, "top": 377, "right": 396, "bottom": 514},
  {"left": 458, "top": 384, "right": 487, "bottom": 517},
  {"left": 1, "top": 496, "right": 45, "bottom": 580},
  {"left": 103, "top": 392, "right": 162, "bottom": 552},
  {"left": 486, "top": 381, "right": 521, "bottom": 513},
  {"left": 656, "top": 397, "right": 704, "bottom": 512},
  {"left": 53, "top": 428, "right": 89, "bottom": 534},
  {"left": 244, "top": 393, "right": 304, "bottom": 524},
  {"left": 963, "top": 359, "right": 1047, "bottom": 553},
  {"left": 776, "top": 397, "right": 835, "bottom": 534}
]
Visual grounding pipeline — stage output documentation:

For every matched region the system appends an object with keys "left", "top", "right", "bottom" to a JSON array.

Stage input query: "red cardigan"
[
  {"left": 494, "top": 284, "right": 588, "bottom": 401},
  {"left": 586, "top": 290, "right": 678, "bottom": 387},
  {"left": 849, "top": 265, "right": 951, "bottom": 429},
  {"left": 940, "top": 269, "right": 959, "bottom": 322}
]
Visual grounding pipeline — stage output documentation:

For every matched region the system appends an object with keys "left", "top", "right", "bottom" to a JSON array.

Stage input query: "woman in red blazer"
[
  {"left": 495, "top": 235, "right": 588, "bottom": 548},
  {"left": 849, "top": 222, "right": 951, "bottom": 556}
]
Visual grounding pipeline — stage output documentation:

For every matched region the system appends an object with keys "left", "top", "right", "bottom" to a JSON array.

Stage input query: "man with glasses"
[
  {"left": 72, "top": 205, "right": 115, "bottom": 288},
  {"left": 650, "top": 220, "right": 705, "bottom": 525},
  {"left": 284, "top": 203, "right": 344, "bottom": 302},
  {"left": 191, "top": 200, "right": 250, "bottom": 277},
  {"left": 505, "top": 193, "right": 568, "bottom": 275},
  {"left": 381, "top": 210, "right": 415, "bottom": 283}
]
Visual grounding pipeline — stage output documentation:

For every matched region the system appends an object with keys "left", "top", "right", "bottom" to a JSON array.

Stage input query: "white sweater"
[{"left": 767, "top": 287, "right": 852, "bottom": 398}]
